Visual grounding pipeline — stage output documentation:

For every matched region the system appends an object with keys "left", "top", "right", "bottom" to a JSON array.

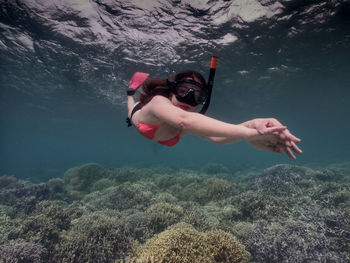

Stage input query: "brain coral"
[{"left": 129, "top": 223, "right": 250, "bottom": 263}]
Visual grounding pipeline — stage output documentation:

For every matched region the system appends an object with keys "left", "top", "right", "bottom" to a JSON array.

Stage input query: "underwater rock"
[
  {"left": 0, "top": 241, "right": 48, "bottom": 263},
  {"left": 54, "top": 210, "right": 135, "bottom": 263},
  {"left": 128, "top": 223, "right": 250, "bottom": 263},
  {"left": 0, "top": 178, "right": 50, "bottom": 214}
]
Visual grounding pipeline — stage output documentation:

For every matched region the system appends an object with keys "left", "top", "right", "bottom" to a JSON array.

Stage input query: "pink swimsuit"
[
  {"left": 127, "top": 102, "right": 181, "bottom": 146},
  {"left": 137, "top": 122, "right": 181, "bottom": 147}
]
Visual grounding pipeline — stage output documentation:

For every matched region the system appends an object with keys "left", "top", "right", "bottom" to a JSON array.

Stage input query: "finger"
[
  {"left": 291, "top": 141, "right": 303, "bottom": 154},
  {"left": 267, "top": 119, "right": 283, "bottom": 127},
  {"left": 283, "top": 130, "right": 301, "bottom": 143},
  {"left": 286, "top": 147, "right": 296, "bottom": 159},
  {"left": 285, "top": 140, "right": 292, "bottom": 147},
  {"left": 263, "top": 126, "right": 287, "bottom": 134}
]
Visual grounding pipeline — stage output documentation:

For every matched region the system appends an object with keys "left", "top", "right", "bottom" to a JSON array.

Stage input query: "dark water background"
[{"left": 1, "top": 0, "right": 350, "bottom": 181}]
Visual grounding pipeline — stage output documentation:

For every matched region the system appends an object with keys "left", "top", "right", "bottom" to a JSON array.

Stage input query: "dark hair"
[{"left": 139, "top": 70, "right": 207, "bottom": 106}]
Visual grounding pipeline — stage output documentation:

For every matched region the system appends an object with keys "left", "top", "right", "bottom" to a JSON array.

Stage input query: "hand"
[
  {"left": 252, "top": 118, "right": 302, "bottom": 159},
  {"left": 245, "top": 126, "right": 291, "bottom": 155},
  {"left": 246, "top": 133, "right": 289, "bottom": 155}
]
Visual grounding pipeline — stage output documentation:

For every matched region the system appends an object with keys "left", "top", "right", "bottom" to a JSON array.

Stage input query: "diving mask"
[{"left": 172, "top": 79, "right": 207, "bottom": 106}]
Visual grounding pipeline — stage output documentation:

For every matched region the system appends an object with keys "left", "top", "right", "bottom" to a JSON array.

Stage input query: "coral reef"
[
  {"left": 1, "top": 162, "right": 349, "bottom": 262},
  {"left": 200, "top": 162, "right": 231, "bottom": 175},
  {"left": 124, "top": 211, "right": 151, "bottom": 243},
  {"left": 0, "top": 241, "right": 48, "bottom": 263},
  {"left": 0, "top": 177, "right": 50, "bottom": 214},
  {"left": 145, "top": 202, "right": 183, "bottom": 233},
  {"left": 229, "top": 192, "right": 291, "bottom": 221},
  {"left": 54, "top": 210, "right": 135, "bottom": 263},
  {"left": 4, "top": 201, "right": 70, "bottom": 258},
  {"left": 179, "top": 177, "right": 237, "bottom": 205},
  {"left": 129, "top": 223, "right": 250, "bottom": 263},
  {"left": 83, "top": 182, "right": 155, "bottom": 211},
  {"left": 246, "top": 164, "right": 316, "bottom": 197},
  {"left": 63, "top": 163, "right": 112, "bottom": 196},
  {"left": 233, "top": 219, "right": 350, "bottom": 262}
]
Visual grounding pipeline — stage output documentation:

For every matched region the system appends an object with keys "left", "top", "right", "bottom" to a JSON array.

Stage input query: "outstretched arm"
[{"left": 148, "top": 96, "right": 286, "bottom": 144}]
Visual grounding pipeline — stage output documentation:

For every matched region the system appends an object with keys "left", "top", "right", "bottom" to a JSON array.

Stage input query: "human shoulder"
[
  {"left": 150, "top": 95, "right": 171, "bottom": 104},
  {"left": 146, "top": 95, "right": 172, "bottom": 109}
]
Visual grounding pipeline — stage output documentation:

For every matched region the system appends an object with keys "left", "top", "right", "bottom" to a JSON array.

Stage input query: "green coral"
[
  {"left": 54, "top": 210, "right": 135, "bottom": 263},
  {"left": 90, "top": 178, "right": 116, "bottom": 192},
  {"left": 4, "top": 201, "right": 70, "bottom": 256},
  {"left": 180, "top": 177, "right": 236, "bottom": 205},
  {"left": 311, "top": 182, "right": 350, "bottom": 207},
  {"left": 231, "top": 192, "right": 290, "bottom": 221},
  {"left": 63, "top": 163, "right": 112, "bottom": 196},
  {"left": 145, "top": 202, "right": 183, "bottom": 233},
  {"left": 129, "top": 223, "right": 250, "bottom": 263},
  {"left": 84, "top": 182, "right": 155, "bottom": 211},
  {"left": 181, "top": 202, "right": 221, "bottom": 232},
  {"left": 0, "top": 206, "right": 13, "bottom": 245}
]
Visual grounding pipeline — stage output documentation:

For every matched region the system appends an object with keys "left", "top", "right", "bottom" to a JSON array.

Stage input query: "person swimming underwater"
[{"left": 126, "top": 57, "right": 302, "bottom": 159}]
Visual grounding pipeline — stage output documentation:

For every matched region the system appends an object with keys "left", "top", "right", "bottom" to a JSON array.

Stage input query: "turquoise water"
[
  {"left": 1, "top": 1, "right": 350, "bottom": 178},
  {"left": 1, "top": 1, "right": 350, "bottom": 262}
]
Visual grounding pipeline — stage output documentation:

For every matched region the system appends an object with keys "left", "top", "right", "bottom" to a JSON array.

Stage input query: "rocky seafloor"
[{"left": 0, "top": 163, "right": 349, "bottom": 263}]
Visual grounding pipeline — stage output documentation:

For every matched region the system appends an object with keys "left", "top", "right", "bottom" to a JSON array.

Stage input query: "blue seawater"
[{"left": 0, "top": 0, "right": 349, "bottom": 179}]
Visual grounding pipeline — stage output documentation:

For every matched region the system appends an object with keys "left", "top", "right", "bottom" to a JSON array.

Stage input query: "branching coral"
[
  {"left": 233, "top": 199, "right": 350, "bottom": 262},
  {"left": 247, "top": 164, "right": 316, "bottom": 197},
  {"left": 54, "top": 210, "right": 135, "bottom": 263},
  {"left": 129, "top": 223, "right": 250, "bottom": 263},
  {"left": 181, "top": 202, "right": 221, "bottom": 232},
  {"left": 63, "top": 163, "right": 112, "bottom": 196},
  {"left": 0, "top": 241, "right": 48, "bottom": 263},
  {"left": 145, "top": 202, "right": 183, "bottom": 233},
  {"left": 84, "top": 182, "right": 155, "bottom": 211},
  {"left": 0, "top": 178, "right": 50, "bottom": 214},
  {"left": 233, "top": 219, "right": 350, "bottom": 263},
  {"left": 124, "top": 211, "right": 151, "bottom": 243},
  {"left": 230, "top": 192, "right": 291, "bottom": 221},
  {"left": 1, "top": 163, "right": 349, "bottom": 261},
  {"left": 4, "top": 201, "right": 70, "bottom": 257},
  {"left": 180, "top": 177, "right": 237, "bottom": 205}
]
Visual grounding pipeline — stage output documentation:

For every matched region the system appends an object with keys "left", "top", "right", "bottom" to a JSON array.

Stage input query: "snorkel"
[{"left": 199, "top": 56, "right": 218, "bottom": 114}]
